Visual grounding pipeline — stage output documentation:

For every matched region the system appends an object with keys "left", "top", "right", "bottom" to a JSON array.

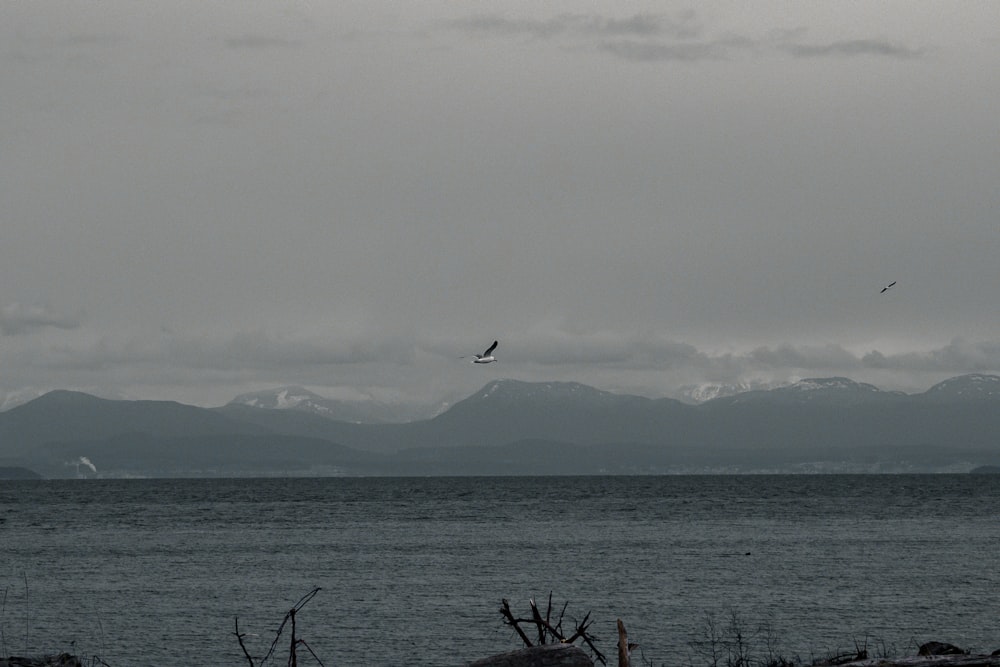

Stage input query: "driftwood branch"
[
  {"left": 498, "top": 594, "right": 607, "bottom": 666},
  {"left": 260, "top": 588, "right": 322, "bottom": 667},
  {"left": 295, "top": 639, "right": 324, "bottom": 665},
  {"left": 501, "top": 599, "right": 536, "bottom": 648},
  {"left": 577, "top": 620, "right": 606, "bottom": 666},
  {"left": 530, "top": 599, "right": 547, "bottom": 646},
  {"left": 234, "top": 617, "right": 256, "bottom": 667},
  {"left": 564, "top": 611, "right": 593, "bottom": 644},
  {"left": 616, "top": 619, "right": 630, "bottom": 667},
  {"left": 235, "top": 588, "right": 324, "bottom": 667}
]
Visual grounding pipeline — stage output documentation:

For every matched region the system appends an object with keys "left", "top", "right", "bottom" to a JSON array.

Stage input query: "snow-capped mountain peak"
[
  {"left": 228, "top": 386, "right": 397, "bottom": 423},
  {"left": 468, "top": 379, "right": 641, "bottom": 406},
  {"left": 701, "top": 376, "right": 904, "bottom": 406},
  {"left": 922, "top": 373, "right": 1000, "bottom": 400},
  {"left": 231, "top": 386, "right": 326, "bottom": 411},
  {"left": 678, "top": 380, "right": 788, "bottom": 404},
  {"left": 787, "top": 377, "right": 882, "bottom": 393}
]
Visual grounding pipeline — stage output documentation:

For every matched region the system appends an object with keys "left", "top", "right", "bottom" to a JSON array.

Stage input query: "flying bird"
[
  {"left": 464, "top": 340, "right": 498, "bottom": 364},
  {"left": 880, "top": 281, "right": 897, "bottom": 293}
]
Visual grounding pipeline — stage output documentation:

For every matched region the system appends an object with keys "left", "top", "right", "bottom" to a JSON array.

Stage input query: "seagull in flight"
[
  {"left": 464, "top": 340, "right": 498, "bottom": 364},
  {"left": 880, "top": 280, "right": 897, "bottom": 294}
]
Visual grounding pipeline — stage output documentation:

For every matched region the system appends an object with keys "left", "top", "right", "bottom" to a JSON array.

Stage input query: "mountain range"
[{"left": 1, "top": 374, "right": 998, "bottom": 478}]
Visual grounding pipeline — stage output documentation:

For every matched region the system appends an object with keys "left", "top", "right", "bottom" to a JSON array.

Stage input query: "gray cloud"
[
  {"left": 598, "top": 39, "right": 726, "bottom": 62},
  {"left": 448, "top": 12, "right": 699, "bottom": 40},
  {"left": 4, "top": 325, "right": 999, "bottom": 408},
  {"left": 63, "top": 33, "right": 127, "bottom": 48},
  {"left": 0, "top": 303, "right": 82, "bottom": 336},
  {"left": 449, "top": 11, "right": 921, "bottom": 63},
  {"left": 429, "top": 330, "right": 1000, "bottom": 380},
  {"left": 504, "top": 336, "right": 1000, "bottom": 383},
  {"left": 587, "top": 13, "right": 695, "bottom": 38},
  {"left": 779, "top": 38, "right": 923, "bottom": 59},
  {"left": 42, "top": 330, "right": 415, "bottom": 373},
  {"left": 862, "top": 339, "right": 1000, "bottom": 372},
  {"left": 2, "top": 30, "right": 125, "bottom": 70},
  {"left": 747, "top": 343, "right": 862, "bottom": 372},
  {"left": 223, "top": 36, "right": 301, "bottom": 50},
  {"left": 0, "top": 2, "right": 995, "bottom": 409},
  {"left": 474, "top": 332, "right": 700, "bottom": 369}
]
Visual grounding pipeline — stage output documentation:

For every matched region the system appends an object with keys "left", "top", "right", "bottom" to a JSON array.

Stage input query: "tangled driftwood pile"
[
  {"left": 466, "top": 596, "right": 633, "bottom": 667},
  {"left": 465, "top": 604, "right": 1000, "bottom": 667}
]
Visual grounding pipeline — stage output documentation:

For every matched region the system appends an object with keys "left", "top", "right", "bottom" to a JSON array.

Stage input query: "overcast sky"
[{"left": 2, "top": 1, "right": 998, "bottom": 409}]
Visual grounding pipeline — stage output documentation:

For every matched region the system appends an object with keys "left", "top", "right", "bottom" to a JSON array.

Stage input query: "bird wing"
[{"left": 483, "top": 340, "right": 498, "bottom": 356}]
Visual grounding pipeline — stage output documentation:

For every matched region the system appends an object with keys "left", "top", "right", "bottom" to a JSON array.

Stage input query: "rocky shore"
[
  {"left": 463, "top": 642, "right": 1000, "bottom": 667},
  {"left": 0, "top": 655, "right": 82, "bottom": 667},
  {"left": 831, "top": 656, "right": 1000, "bottom": 667},
  {"left": 821, "top": 641, "right": 1000, "bottom": 667},
  {"left": 6, "top": 641, "right": 1000, "bottom": 667}
]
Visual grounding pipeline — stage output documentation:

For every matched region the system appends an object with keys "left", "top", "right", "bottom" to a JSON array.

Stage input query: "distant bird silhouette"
[
  {"left": 880, "top": 281, "right": 896, "bottom": 293},
  {"left": 463, "top": 340, "right": 498, "bottom": 364}
]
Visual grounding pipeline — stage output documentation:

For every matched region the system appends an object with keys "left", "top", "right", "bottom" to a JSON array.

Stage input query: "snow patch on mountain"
[
  {"left": 678, "top": 380, "right": 788, "bottom": 404},
  {"left": 788, "top": 377, "right": 882, "bottom": 393},
  {"left": 232, "top": 386, "right": 326, "bottom": 411},
  {"left": 229, "top": 386, "right": 405, "bottom": 423},
  {"left": 474, "top": 379, "right": 621, "bottom": 402}
]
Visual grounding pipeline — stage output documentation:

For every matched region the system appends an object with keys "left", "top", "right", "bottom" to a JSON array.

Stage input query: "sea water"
[{"left": 1, "top": 475, "right": 999, "bottom": 666}]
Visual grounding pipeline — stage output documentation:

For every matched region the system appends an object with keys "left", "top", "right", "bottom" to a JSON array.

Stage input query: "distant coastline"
[{"left": 0, "top": 466, "right": 42, "bottom": 480}]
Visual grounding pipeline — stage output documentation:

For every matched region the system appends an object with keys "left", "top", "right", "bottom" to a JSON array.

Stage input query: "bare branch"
[
  {"left": 297, "top": 639, "right": 326, "bottom": 666},
  {"left": 529, "top": 598, "right": 547, "bottom": 645},
  {"left": 258, "top": 588, "right": 323, "bottom": 667},
  {"left": 234, "top": 617, "right": 257, "bottom": 667},
  {"left": 500, "top": 598, "right": 534, "bottom": 647}
]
